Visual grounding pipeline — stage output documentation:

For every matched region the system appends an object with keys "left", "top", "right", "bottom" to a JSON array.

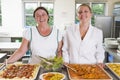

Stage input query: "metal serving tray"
[
  {"left": 0, "top": 63, "right": 40, "bottom": 80},
  {"left": 0, "top": 63, "right": 6, "bottom": 71},
  {"left": 106, "top": 63, "right": 120, "bottom": 79},
  {"left": 67, "top": 64, "right": 112, "bottom": 80}
]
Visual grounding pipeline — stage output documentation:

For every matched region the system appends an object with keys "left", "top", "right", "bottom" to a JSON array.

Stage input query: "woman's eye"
[
  {"left": 85, "top": 11, "right": 89, "bottom": 13},
  {"left": 78, "top": 12, "right": 82, "bottom": 14},
  {"left": 42, "top": 14, "right": 46, "bottom": 16},
  {"left": 36, "top": 14, "right": 47, "bottom": 17},
  {"left": 78, "top": 11, "right": 89, "bottom": 14}
]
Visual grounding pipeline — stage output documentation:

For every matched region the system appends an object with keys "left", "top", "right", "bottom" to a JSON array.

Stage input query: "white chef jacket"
[
  {"left": 23, "top": 26, "right": 62, "bottom": 64},
  {"left": 62, "top": 24, "right": 105, "bottom": 64}
]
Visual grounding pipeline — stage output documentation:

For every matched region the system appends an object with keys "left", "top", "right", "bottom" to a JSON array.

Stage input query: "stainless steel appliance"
[
  {"left": 95, "top": 16, "right": 113, "bottom": 38},
  {"left": 112, "top": 2, "right": 120, "bottom": 38},
  {"left": 113, "top": 16, "right": 120, "bottom": 38}
]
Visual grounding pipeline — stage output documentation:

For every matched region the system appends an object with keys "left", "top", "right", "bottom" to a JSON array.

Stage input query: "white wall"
[
  {"left": 54, "top": 0, "right": 75, "bottom": 31},
  {"left": 1, "top": 0, "right": 23, "bottom": 37}
]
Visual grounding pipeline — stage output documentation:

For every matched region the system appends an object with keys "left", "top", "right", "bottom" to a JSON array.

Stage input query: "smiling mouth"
[
  {"left": 40, "top": 21, "right": 44, "bottom": 22},
  {"left": 40, "top": 19, "right": 46, "bottom": 22},
  {"left": 40, "top": 20, "right": 45, "bottom": 22}
]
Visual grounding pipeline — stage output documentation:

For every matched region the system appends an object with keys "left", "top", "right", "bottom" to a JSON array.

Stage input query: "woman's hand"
[{"left": 97, "top": 63, "right": 105, "bottom": 68}]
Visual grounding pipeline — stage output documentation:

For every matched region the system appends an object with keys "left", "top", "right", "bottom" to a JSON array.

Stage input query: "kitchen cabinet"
[
  {"left": 0, "top": 42, "right": 21, "bottom": 52},
  {"left": 0, "top": 37, "right": 11, "bottom": 42},
  {"left": 0, "top": 42, "right": 30, "bottom": 62}
]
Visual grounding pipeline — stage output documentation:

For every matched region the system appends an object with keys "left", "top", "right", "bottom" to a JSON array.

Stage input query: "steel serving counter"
[{"left": 35, "top": 66, "right": 119, "bottom": 80}]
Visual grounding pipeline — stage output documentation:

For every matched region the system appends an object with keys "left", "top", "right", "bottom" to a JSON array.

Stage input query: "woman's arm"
[
  {"left": 7, "top": 38, "right": 29, "bottom": 64},
  {"left": 62, "top": 31, "right": 69, "bottom": 63},
  {"left": 57, "top": 40, "right": 63, "bottom": 57}
]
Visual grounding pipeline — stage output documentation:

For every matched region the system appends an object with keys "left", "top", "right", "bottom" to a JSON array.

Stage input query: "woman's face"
[
  {"left": 34, "top": 9, "right": 49, "bottom": 24},
  {"left": 77, "top": 6, "right": 92, "bottom": 23}
]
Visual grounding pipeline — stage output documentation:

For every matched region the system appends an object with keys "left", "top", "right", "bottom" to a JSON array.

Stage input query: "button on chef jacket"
[{"left": 62, "top": 24, "right": 105, "bottom": 64}]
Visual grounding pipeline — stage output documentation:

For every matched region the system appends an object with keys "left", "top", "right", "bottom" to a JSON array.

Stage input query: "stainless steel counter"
[
  {"left": 35, "top": 66, "right": 119, "bottom": 80},
  {"left": 0, "top": 62, "right": 118, "bottom": 80},
  {"left": 0, "top": 42, "right": 21, "bottom": 51},
  {"left": 105, "top": 67, "right": 119, "bottom": 80}
]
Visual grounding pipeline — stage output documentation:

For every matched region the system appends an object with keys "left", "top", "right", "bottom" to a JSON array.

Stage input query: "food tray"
[
  {"left": 0, "top": 63, "right": 5, "bottom": 70},
  {"left": 106, "top": 63, "right": 120, "bottom": 79},
  {"left": 0, "top": 63, "right": 40, "bottom": 80},
  {"left": 67, "top": 64, "right": 112, "bottom": 80}
]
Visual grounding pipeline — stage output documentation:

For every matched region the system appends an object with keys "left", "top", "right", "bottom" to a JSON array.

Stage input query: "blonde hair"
[{"left": 77, "top": 4, "right": 92, "bottom": 13}]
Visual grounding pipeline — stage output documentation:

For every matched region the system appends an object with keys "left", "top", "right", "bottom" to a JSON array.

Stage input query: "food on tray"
[
  {"left": 0, "top": 64, "right": 40, "bottom": 79},
  {"left": 106, "top": 63, "right": 120, "bottom": 77},
  {"left": 67, "top": 64, "right": 112, "bottom": 79},
  {"left": 40, "top": 72, "right": 65, "bottom": 80}
]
